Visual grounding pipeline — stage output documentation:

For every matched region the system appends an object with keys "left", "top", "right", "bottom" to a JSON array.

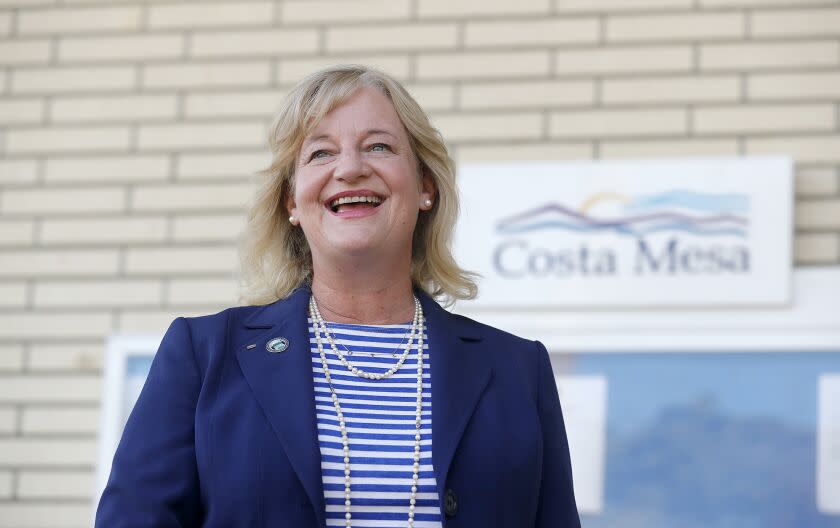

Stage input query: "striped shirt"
[{"left": 308, "top": 317, "right": 443, "bottom": 527}]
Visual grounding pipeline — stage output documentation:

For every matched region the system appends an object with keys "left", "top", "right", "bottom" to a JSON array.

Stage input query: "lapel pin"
[
  {"left": 266, "top": 337, "right": 290, "bottom": 353},
  {"left": 246, "top": 343, "right": 256, "bottom": 350}
]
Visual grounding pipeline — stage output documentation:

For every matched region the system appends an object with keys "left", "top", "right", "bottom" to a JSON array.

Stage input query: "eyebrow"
[
  {"left": 302, "top": 128, "right": 398, "bottom": 147},
  {"left": 364, "top": 128, "right": 397, "bottom": 139}
]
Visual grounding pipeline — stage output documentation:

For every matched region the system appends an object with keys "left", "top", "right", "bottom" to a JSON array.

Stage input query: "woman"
[{"left": 96, "top": 64, "right": 580, "bottom": 528}]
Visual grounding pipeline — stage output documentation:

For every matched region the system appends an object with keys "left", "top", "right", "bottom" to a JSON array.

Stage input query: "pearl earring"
[
  {"left": 423, "top": 198, "right": 432, "bottom": 208},
  {"left": 289, "top": 215, "right": 298, "bottom": 225}
]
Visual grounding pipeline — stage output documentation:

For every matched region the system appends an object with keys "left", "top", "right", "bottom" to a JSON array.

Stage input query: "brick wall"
[{"left": 1, "top": 0, "right": 839, "bottom": 525}]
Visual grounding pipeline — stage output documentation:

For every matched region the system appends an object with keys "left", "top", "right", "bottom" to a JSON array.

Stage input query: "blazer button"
[{"left": 444, "top": 488, "right": 458, "bottom": 518}]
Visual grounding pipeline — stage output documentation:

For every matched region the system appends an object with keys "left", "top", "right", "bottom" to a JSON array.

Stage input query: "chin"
[{"left": 328, "top": 236, "right": 382, "bottom": 255}]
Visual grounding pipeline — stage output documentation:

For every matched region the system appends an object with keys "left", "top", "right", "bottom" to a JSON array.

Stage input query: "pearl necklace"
[
  {"left": 309, "top": 295, "right": 421, "bottom": 380},
  {"left": 308, "top": 295, "right": 425, "bottom": 528}
]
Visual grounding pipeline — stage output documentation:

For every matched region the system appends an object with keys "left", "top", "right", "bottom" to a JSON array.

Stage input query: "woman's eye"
[
  {"left": 309, "top": 149, "right": 329, "bottom": 160},
  {"left": 370, "top": 143, "right": 391, "bottom": 152}
]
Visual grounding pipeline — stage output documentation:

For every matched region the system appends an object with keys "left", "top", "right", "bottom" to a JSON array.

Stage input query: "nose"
[{"left": 332, "top": 149, "right": 369, "bottom": 182}]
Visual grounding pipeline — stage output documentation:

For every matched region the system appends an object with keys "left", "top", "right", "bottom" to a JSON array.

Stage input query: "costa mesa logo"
[{"left": 492, "top": 190, "right": 751, "bottom": 278}]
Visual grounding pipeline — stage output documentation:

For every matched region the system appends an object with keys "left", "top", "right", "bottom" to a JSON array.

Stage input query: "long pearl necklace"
[{"left": 309, "top": 295, "right": 425, "bottom": 528}]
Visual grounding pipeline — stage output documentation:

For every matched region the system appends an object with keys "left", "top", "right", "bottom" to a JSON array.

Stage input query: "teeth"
[{"left": 330, "top": 195, "right": 382, "bottom": 208}]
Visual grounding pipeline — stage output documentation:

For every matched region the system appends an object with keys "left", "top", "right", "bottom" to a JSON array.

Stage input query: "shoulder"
[
  {"left": 178, "top": 289, "right": 304, "bottom": 332},
  {"left": 442, "top": 310, "right": 546, "bottom": 402},
  {"left": 178, "top": 304, "right": 262, "bottom": 334},
  {"left": 443, "top": 309, "right": 541, "bottom": 351},
  {"left": 161, "top": 301, "right": 283, "bottom": 376},
  {"left": 171, "top": 295, "right": 296, "bottom": 358}
]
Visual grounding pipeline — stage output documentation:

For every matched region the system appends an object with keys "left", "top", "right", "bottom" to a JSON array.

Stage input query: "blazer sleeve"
[
  {"left": 95, "top": 317, "right": 204, "bottom": 528},
  {"left": 534, "top": 340, "right": 581, "bottom": 528}
]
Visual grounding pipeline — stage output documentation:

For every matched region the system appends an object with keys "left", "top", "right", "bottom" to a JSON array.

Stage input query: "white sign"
[
  {"left": 454, "top": 157, "right": 792, "bottom": 307},
  {"left": 818, "top": 374, "right": 840, "bottom": 514},
  {"left": 556, "top": 375, "right": 607, "bottom": 514}
]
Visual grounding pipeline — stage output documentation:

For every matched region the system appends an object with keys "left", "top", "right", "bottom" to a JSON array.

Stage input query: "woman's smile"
[{"left": 324, "top": 189, "right": 385, "bottom": 218}]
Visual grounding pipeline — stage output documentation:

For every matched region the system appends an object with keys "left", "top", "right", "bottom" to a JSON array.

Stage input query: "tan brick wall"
[{"left": 0, "top": 1, "right": 838, "bottom": 525}]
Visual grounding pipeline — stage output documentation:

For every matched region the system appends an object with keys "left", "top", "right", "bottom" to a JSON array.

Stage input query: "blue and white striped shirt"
[{"left": 308, "top": 317, "right": 443, "bottom": 527}]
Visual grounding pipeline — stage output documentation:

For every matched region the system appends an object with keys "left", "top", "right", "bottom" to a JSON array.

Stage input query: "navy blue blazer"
[{"left": 96, "top": 285, "right": 580, "bottom": 527}]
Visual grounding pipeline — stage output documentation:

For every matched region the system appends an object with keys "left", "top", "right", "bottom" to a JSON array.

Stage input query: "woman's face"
[{"left": 288, "top": 86, "right": 435, "bottom": 267}]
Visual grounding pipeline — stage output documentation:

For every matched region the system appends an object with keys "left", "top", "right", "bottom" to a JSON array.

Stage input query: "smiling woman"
[
  {"left": 238, "top": 66, "right": 474, "bottom": 310},
  {"left": 94, "top": 64, "right": 581, "bottom": 528},
  {"left": 284, "top": 86, "right": 438, "bottom": 290}
]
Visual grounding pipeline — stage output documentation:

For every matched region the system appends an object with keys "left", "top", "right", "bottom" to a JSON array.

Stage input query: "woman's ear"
[
  {"left": 285, "top": 189, "right": 299, "bottom": 225},
  {"left": 419, "top": 170, "right": 437, "bottom": 211}
]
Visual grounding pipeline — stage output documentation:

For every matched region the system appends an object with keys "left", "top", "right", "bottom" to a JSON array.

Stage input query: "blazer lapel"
[
  {"left": 233, "top": 286, "right": 326, "bottom": 528},
  {"left": 418, "top": 290, "right": 494, "bottom": 496}
]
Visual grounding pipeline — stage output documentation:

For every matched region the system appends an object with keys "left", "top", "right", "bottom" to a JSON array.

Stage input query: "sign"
[{"left": 454, "top": 157, "right": 792, "bottom": 307}]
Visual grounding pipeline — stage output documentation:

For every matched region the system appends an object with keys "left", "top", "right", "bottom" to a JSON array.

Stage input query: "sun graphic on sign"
[{"left": 577, "top": 192, "right": 632, "bottom": 217}]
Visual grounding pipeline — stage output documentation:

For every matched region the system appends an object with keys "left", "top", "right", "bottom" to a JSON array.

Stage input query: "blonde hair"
[{"left": 237, "top": 64, "right": 477, "bottom": 306}]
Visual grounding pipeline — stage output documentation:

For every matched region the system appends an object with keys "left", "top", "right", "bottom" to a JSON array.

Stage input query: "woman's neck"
[{"left": 310, "top": 274, "right": 417, "bottom": 325}]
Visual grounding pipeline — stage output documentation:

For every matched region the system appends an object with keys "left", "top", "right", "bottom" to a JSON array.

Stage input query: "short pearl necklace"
[
  {"left": 309, "top": 296, "right": 421, "bottom": 380},
  {"left": 309, "top": 295, "right": 425, "bottom": 528}
]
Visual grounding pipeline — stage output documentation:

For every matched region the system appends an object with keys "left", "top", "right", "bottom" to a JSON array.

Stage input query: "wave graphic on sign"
[{"left": 496, "top": 190, "right": 749, "bottom": 237}]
